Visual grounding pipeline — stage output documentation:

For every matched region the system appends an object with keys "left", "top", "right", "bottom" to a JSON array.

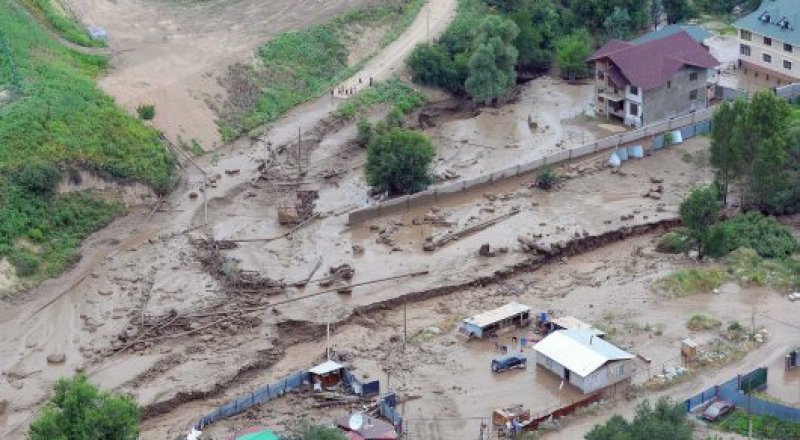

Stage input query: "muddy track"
[
  {"left": 140, "top": 347, "right": 285, "bottom": 420},
  {"left": 276, "top": 217, "right": 682, "bottom": 342}
]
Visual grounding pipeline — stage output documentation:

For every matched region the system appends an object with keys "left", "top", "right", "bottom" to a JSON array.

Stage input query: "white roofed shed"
[{"left": 459, "top": 303, "right": 531, "bottom": 338}]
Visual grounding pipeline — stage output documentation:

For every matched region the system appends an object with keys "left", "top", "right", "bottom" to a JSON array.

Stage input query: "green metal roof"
[
  {"left": 734, "top": 0, "right": 800, "bottom": 46},
  {"left": 630, "top": 25, "right": 712, "bottom": 45}
]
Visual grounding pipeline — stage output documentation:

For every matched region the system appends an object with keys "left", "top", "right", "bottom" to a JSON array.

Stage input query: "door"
[{"left": 564, "top": 368, "right": 571, "bottom": 382}]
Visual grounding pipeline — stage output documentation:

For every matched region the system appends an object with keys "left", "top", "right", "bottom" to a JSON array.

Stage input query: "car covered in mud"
[
  {"left": 491, "top": 354, "right": 527, "bottom": 373},
  {"left": 701, "top": 400, "right": 735, "bottom": 422}
]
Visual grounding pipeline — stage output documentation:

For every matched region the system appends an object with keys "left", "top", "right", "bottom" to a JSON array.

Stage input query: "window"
[
  {"left": 764, "top": 53, "right": 772, "bottom": 63},
  {"left": 617, "top": 365, "right": 625, "bottom": 376},
  {"left": 785, "top": 43, "right": 793, "bottom": 53},
  {"left": 740, "top": 44, "right": 751, "bottom": 56},
  {"left": 689, "top": 89, "right": 698, "bottom": 101},
  {"left": 630, "top": 102, "right": 639, "bottom": 116},
  {"left": 785, "top": 60, "right": 793, "bottom": 70},
  {"left": 629, "top": 85, "right": 638, "bottom": 95},
  {"left": 689, "top": 72, "right": 698, "bottom": 81},
  {"left": 597, "top": 71, "right": 605, "bottom": 80},
  {"left": 764, "top": 36, "right": 772, "bottom": 46},
  {"left": 598, "top": 96, "right": 605, "bottom": 103},
  {"left": 741, "top": 30, "right": 752, "bottom": 41}
]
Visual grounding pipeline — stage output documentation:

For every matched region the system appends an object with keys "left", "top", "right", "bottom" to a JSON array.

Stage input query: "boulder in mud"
[{"left": 47, "top": 353, "right": 66, "bottom": 364}]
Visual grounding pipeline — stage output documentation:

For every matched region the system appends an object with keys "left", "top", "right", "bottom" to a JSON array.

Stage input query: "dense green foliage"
[
  {"left": 710, "top": 91, "right": 800, "bottom": 214},
  {"left": 712, "top": 213, "right": 798, "bottom": 258},
  {"left": 693, "top": 0, "right": 760, "bottom": 15},
  {"left": 29, "top": 374, "right": 140, "bottom": 440},
  {"left": 556, "top": 30, "right": 592, "bottom": 80},
  {"left": 727, "top": 248, "right": 800, "bottom": 292},
  {"left": 407, "top": 0, "right": 650, "bottom": 101},
  {"left": 535, "top": 165, "right": 560, "bottom": 190},
  {"left": 662, "top": 0, "right": 693, "bottom": 24},
  {"left": 603, "top": 6, "right": 634, "bottom": 42},
  {"left": 465, "top": 16, "right": 519, "bottom": 104},
  {"left": 585, "top": 398, "right": 693, "bottom": 440},
  {"left": 365, "top": 128, "right": 436, "bottom": 195},
  {"left": 656, "top": 230, "right": 692, "bottom": 254},
  {"left": 220, "top": 0, "right": 425, "bottom": 139},
  {"left": 20, "top": 0, "right": 105, "bottom": 47},
  {"left": 0, "top": 0, "right": 173, "bottom": 280},
  {"left": 679, "top": 185, "right": 721, "bottom": 258},
  {"left": 720, "top": 409, "right": 800, "bottom": 439}
]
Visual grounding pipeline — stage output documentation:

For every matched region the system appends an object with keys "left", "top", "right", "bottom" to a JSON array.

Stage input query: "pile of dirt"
[{"left": 195, "top": 238, "right": 286, "bottom": 294}]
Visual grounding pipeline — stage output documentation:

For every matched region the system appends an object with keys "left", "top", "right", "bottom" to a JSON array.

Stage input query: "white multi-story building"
[{"left": 735, "top": 0, "right": 800, "bottom": 83}]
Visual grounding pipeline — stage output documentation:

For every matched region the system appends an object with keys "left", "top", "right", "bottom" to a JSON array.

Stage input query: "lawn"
[
  {"left": 0, "top": 0, "right": 175, "bottom": 283},
  {"left": 19, "top": 0, "right": 106, "bottom": 47},
  {"left": 719, "top": 409, "right": 800, "bottom": 439}
]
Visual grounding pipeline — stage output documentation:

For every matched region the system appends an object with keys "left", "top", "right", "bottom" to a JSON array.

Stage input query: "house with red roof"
[{"left": 588, "top": 31, "right": 720, "bottom": 127}]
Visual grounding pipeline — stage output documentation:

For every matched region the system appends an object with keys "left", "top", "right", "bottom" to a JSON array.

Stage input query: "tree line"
[{"left": 408, "top": 0, "right": 759, "bottom": 105}]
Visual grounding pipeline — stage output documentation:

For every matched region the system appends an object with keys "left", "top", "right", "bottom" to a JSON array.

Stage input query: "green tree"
[
  {"left": 29, "top": 374, "right": 140, "bottom": 440},
  {"left": 556, "top": 30, "right": 591, "bottom": 80},
  {"left": 485, "top": 0, "right": 523, "bottom": 12},
  {"left": 365, "top": 128, "right": 436, "bottom": 195},
  {"left": 662, "top": 0, "right": 693, "bottom": 24},
  {"left": 12, "top": 162, "right": 61, "bottom": 197},
  {"left": 511, "top": 0, "right": 560, "bottom": 72},
  {"left": 650, "top": 0, "right": 663, "bottom": 30},
  {"left": 679, "top": 185, "right": 721, "bottom": 258},
  {"left": 465, "top": 15, "right": 519, "bottom": 104},
  {"left": 566, "top": 0, "right": 648, "bottom": 34},
  {"left": 407, "top": 43, "right": 461, "bottom": 92},
  {"left": 709, "top": 100, "right": 744, "bottom": 205},
  {"left": 585, "top": 398, "right": 692, "bottom": 440},
  {"left": 603, "top": 7, "right": 634, "bottom": 42}
]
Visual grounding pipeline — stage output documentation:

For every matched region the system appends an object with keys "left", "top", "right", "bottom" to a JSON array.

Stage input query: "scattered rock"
[
  {"left": 352, "top": 245, "right": 365, "bottom": 256},
  {"left": 650, "top": 176, "right": 664, "bottom": 184},
  {"left": 98, "top": 289, "right": 113, "bottom": 296},
  {"left": 479, "top": 243, "right": 496, "bottom": 257},
  {"left": 224, "top": 168, "right": 240, "bottom": 175},
  {"left": 47, "top": 353, "right": 66, "bottom": 364}
]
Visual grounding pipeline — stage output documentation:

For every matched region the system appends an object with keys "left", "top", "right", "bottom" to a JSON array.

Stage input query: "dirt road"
[
  {"left": 0, "top": 0, "right": 458, "bottom": 437},
  {"left": 65, "top": 0, "right": 381, "bottom": 149}
]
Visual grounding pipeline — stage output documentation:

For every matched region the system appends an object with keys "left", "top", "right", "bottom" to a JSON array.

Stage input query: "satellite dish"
[{"left": 349, "top": 413, "right": 364, "bottom": 431}]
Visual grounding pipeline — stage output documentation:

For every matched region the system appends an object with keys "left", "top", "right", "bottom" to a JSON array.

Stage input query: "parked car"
[
  {"left": 701, "top": 400, "right": 735, "bottom": 422},
  {"left": 491, "top": 354, "right": 527, "bottom": 373}
]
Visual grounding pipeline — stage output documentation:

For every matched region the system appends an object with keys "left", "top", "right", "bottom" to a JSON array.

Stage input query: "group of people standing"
[{"left": 332, "top": 76, "right": 374, "bottom": 97}]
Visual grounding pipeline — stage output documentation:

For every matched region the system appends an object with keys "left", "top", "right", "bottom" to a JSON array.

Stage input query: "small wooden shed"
[{"left": 309, "top": 360, "right": 344, "bottom": 390}]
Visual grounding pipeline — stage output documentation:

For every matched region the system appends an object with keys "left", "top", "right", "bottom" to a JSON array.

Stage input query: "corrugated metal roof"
[
  {"left": 462, "top": 303, "right": 531, "bottom": 328},
  {"left": 550, "top": 316, "right": 605, "bottom": 337},
  {"left": 309, "top": 360, "right": 344, "bottom": 375},
  {"left": 630, "top": 24, "right": 712, "bottom": 45},
  {"left": 735, "top": 0, "right": 800, "bottom": 47},
  {"left": 533, "top": 330, "right": 632, "bottom": 377},
  {"left": 589, "top": 31, "right": 720, "bottom": 90}
]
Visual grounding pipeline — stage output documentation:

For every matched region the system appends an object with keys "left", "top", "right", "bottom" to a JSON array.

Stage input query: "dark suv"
[{"left": 491, "top": 354, "right": 527, "bottom": 373}]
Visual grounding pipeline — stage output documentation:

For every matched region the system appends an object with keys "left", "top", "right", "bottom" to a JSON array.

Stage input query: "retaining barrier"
[{"left": 348, "top": 108, "right": 715, "bottom": 225}]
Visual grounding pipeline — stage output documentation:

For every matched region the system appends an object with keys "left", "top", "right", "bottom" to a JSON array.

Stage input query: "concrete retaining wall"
[{"left": 348, "top": 108, "right": 714, "bottom": 225}]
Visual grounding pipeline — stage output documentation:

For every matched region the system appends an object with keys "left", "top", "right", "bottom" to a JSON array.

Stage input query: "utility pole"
[
  {"left": 426, "top": 6, "right": 430, "bottom": 42},
  {"left": 403, "top": 294, "right": 408, "bottom": 352},
  {"left": 326, "top": 320, "right": 331, "bottom": 360},
  {"left": 297, "top": 126, "right": 302, "bottom": 176}
]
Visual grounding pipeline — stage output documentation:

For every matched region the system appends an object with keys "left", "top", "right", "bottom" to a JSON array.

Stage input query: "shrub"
[
  {"left": 356, "top": 118, "right": 375, "bottom": 147},
  {"left": 12, "top": 162, "right": 61, "bottom": 197},
  {"left": 686, "top": 313, "right": 721, "bottom": 331},
  {"left": 715, "top": 212, "right": 798, "bottom": 258},
  {"left": 365, "top": 128, "right": 435, "bottom": 195},
  {"left": 654, "top": 267, "right": 725, "bottom": 297},
  {"left": 535, "top": 166, "right": 560, "bottom": 190},
  {"left": 136, "top": 104, "right": 156, "bottom": 120},
  {"left": 679, "top": 185, "right": 721, "bottom": 258},
  {"left": 9, "top": 250, "right": 41, "bottom": 277},
  {"left": 656, "top": 231, "right": 692, "bottom": 254},
  {"left": 28, "top": 374, "right": 140, "bottom": 440}
]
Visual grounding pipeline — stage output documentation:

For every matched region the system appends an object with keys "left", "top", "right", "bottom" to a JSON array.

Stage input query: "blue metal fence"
[
  {"left": 379, "top": 393, "right": 404, "bottom": 434},
  {"left": 652, "top": 118, "right": 712, "bottom": 150},
  {"left": 685, "top": 367, "right": 800, "bottom": 423},
  {"left": 196, "top": 371, "right": 310, "bottom": 429}
]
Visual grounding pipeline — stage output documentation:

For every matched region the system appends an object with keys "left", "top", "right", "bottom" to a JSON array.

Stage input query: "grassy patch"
[
  {"left": 19, "top": 0, "right": 105, "bottom": 47},
  {"left": 0, "top": 0, "right": 174, "bottom": 282},
  {"left": 218, "top": 0, "right": 425, "bottom": 140},
  {"left": 335, "top": 77, "right": 425, "bottom": 120},
  {"left": 686, "top": 313, "right": 721, "bottom": 331},
  {"left": 656, "top": 230, "right": 692, "bottom": 254},
  {"left": 726, "top": 248, "right": 800, "bottom": 293},
  {"left": 654, "top": 267, "right": 725, "bottom": 297},
  {"left": 719, "top": 409, "right": 800, "bottom": 439}
]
